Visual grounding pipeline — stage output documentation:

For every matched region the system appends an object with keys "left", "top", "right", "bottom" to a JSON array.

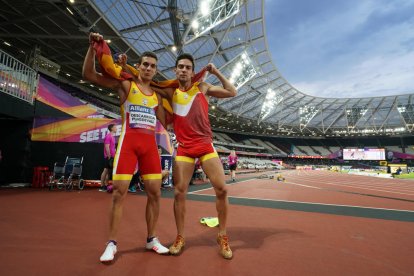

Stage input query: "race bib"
[{"left": 129, "top": 105, "right": 156, "bottom": 129}]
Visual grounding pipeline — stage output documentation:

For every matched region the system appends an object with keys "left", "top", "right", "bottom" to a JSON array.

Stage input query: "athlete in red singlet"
[
  {"left": 153, "top": 53, "right": 237, "bottom": 259},
  {"left": 83, "top": 33, "right": 169, "bottom": 263}
]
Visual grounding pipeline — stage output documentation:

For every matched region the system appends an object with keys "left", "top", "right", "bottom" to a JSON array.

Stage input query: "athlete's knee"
[
  {"left": 146, "top": 187, "right": 161, "bottom": 200},
  {"left": 174, "top": 186, "right": 187, "bottom": 201},
  {"left": 214, "top": 185, "right": 228, "bottom": 199},
  {"left": 112, "top": 187, "right": 127, "bottom": 204}
]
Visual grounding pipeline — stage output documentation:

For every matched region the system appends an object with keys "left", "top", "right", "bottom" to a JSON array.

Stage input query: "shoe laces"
[
  {"left": 173, "top": 235, "right": 184, "bottom": 246},
  {"left": 219, "top": 236, "right": 230, "bottom": 251}
]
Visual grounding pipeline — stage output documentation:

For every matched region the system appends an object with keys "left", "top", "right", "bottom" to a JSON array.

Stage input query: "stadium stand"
[{"left": 40, "top": 74, "right": 120, "bottom": 116}]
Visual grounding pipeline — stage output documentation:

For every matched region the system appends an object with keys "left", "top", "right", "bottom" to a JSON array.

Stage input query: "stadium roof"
[{"left": 1, "top": 0, "right": 413, "bottom": 137}]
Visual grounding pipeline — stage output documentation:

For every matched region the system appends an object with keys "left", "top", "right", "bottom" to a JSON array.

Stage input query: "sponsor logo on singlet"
[{"left": 129, "top": 105, "right": 156, "bottom": 129}]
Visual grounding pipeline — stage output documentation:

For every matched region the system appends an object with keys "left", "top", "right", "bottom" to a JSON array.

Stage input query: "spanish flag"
[
  {"left": 92, "top": 40, "right": 207, "bottom": 88},
  {"left": 93, "top": 39, "right": 133, "bottom": 81},
  {"left": 92, "top": 39, "right": 207, "bottom": 125}
]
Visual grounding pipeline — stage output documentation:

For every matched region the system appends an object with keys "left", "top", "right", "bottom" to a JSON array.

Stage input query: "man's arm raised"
[
  {"left": 202, "top": 63, "right": 237, "bottom": 98},
  {"left": 82, "top": 33, "right": 122, "bottom": 91}
]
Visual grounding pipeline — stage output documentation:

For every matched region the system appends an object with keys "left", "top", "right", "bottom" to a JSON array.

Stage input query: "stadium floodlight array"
[
  {"left": 182, "top": 0, "right": 242, "bottom": 44},
  {"left": 228, "top": 52, "right": 257, "bottom": 89},
  {"left": 260, "top": 88, "right": 283, "bottom": 121},
  {"left": 299, "top": 105, "right": 319, "bottom": 129},
  {"left": 385, "top": 127, "right": 406, "bottom": 132},
  {"left": 209, "top": 51, "right": 256, "bottom": 90},
  {"left": 332, "top": 127, "right": 407, "bottom": 135}
]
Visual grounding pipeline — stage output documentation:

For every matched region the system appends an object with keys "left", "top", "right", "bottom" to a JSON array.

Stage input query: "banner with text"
[{"left": 31, "top": 117, "right": 174, "bottom": 154}]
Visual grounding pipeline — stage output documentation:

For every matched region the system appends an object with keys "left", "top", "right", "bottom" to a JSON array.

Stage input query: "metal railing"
[{"left": 0, "top": 49, "right": 38, "bottom": 104}]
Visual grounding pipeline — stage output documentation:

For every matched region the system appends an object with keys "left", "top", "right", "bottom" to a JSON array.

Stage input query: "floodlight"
[
  {"left": 213, "top": 51, "right": 256, "bottom": 90},
  {"left": 191, "top": 20, "right": 199, "bottom": 29},
  {"left": 229, "top": 54, "right": 256, "bottom": 89},
  {"left": 200, "top": 0, "right": 212, "bottom": 16},
  {"left": 260, "top": 88, "right": 283, "bottom": 120},
  {"left": 182, "top": 0, "right": 242, "bottom": 44}
]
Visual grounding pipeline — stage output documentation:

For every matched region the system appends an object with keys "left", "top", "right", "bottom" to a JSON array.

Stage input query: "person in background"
[
  {"left": 228, "top": 150, "right": 238, "bottom": 182},
  {"left": 100, "top": 124, "right": 116, "bottom": 192}
]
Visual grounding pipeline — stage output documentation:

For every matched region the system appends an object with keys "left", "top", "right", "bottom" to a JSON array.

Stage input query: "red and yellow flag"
[
  {"left": 92, "top": 40, "right": 208, "bottom": 125},
  {"left": 92, "top": 40, "right": 207, "bottom": 88}
]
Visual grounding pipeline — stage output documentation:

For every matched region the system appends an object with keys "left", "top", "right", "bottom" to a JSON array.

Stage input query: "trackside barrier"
[{"left": 0, "top": 49, "right": 38, "bottom": 104}]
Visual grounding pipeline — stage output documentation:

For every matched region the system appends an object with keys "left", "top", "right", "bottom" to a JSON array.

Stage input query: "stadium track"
[{"left": 0, "top": 170, "right": 413, "bottom": 275}]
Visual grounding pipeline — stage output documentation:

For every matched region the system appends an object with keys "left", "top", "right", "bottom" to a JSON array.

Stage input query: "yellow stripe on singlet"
[{"left": 112, "top": 123, "right": 126, "bottom": 174}]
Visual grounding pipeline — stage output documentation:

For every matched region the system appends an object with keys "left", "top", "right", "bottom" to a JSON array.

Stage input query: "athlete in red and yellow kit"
[
  {"left": 83, "top": 33, "right": 169, "bottom": 263},
  {"left": 153, "top": 53, "right": 237, "bottom": 259}
]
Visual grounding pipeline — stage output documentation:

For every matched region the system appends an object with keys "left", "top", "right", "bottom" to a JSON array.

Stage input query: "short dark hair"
[
  {"left": 175, "top": 53, "right": 195, "bottom": 71},
  {"left": 137, "top": 51, "right": 158, "bottom": 65},
  {"left": 108, "top": 124, "right": 115, "bottom": 131}
]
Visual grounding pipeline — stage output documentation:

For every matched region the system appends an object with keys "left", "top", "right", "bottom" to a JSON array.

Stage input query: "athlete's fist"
[
  {"left": 115, "top": 53, "right": 127, "bottom": 66},
  {"left": 89, "top": 32, "right": 103, "bottom": 44},
  {"left": 120, "top": 54, "right": 127, "bottom": 64},
  {"left": 206, "top": 63, "right": 218, "bottom": 75}
]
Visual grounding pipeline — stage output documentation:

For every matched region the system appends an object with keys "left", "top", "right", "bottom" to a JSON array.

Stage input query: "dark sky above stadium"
[{"left": 265, "top": 0, "right": 414, "bottom": 98}]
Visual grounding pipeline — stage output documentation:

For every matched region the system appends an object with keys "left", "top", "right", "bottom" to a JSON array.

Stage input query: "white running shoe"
[
  {"left": 100, "top": 242, "right": 117, "bottom": 263},
  {"left": 145, "top": 237, "right": 169, "bottom": 254}
]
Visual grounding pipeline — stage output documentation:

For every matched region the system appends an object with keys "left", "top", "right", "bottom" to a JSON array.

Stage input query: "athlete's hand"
[
  {"left": 89, "top": 32, "right": 103, "bottom": 44},
  {"left": 206, "top": 63, "right": 219, "bottom": 75},
  {"left": 118, "top": 54, "right": 127, "bottom": 66}
]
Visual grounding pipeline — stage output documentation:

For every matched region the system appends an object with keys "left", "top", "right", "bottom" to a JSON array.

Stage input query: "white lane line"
[
  {"left": 298, "top": 171, "right": 414, "bottom": 187},
  {"left": 286, "top": 177, "right": 414, "bottom": 196},
  {"left": 284, "top": 182, "right": 322, "bottom": 189},
  {"left": 189, "top": 193, "right": 414, "bottom": 213},
  {"left": 292, "top": 177, "right": 414, "bottom": 193},
  {"left": 188, "top": 178, "right": 252, "bottom": 194}
]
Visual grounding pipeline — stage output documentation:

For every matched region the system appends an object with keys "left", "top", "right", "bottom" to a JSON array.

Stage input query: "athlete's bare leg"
[
  {"left": 144, "top": 178, "right": 162, "bottom": 238},
  {"left": 172, "top": 161, "right": 195, "bottom": 236},
  {"left": 201, "top": 157, "right": 228, "bottom": 236},
  {"left": 108, "top": 180, "right": 129, "bottom": 240}
]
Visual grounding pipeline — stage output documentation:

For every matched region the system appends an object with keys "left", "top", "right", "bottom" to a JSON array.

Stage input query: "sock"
[{"left": 147, "top": 236, "right": 155, "bottom": 243}]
